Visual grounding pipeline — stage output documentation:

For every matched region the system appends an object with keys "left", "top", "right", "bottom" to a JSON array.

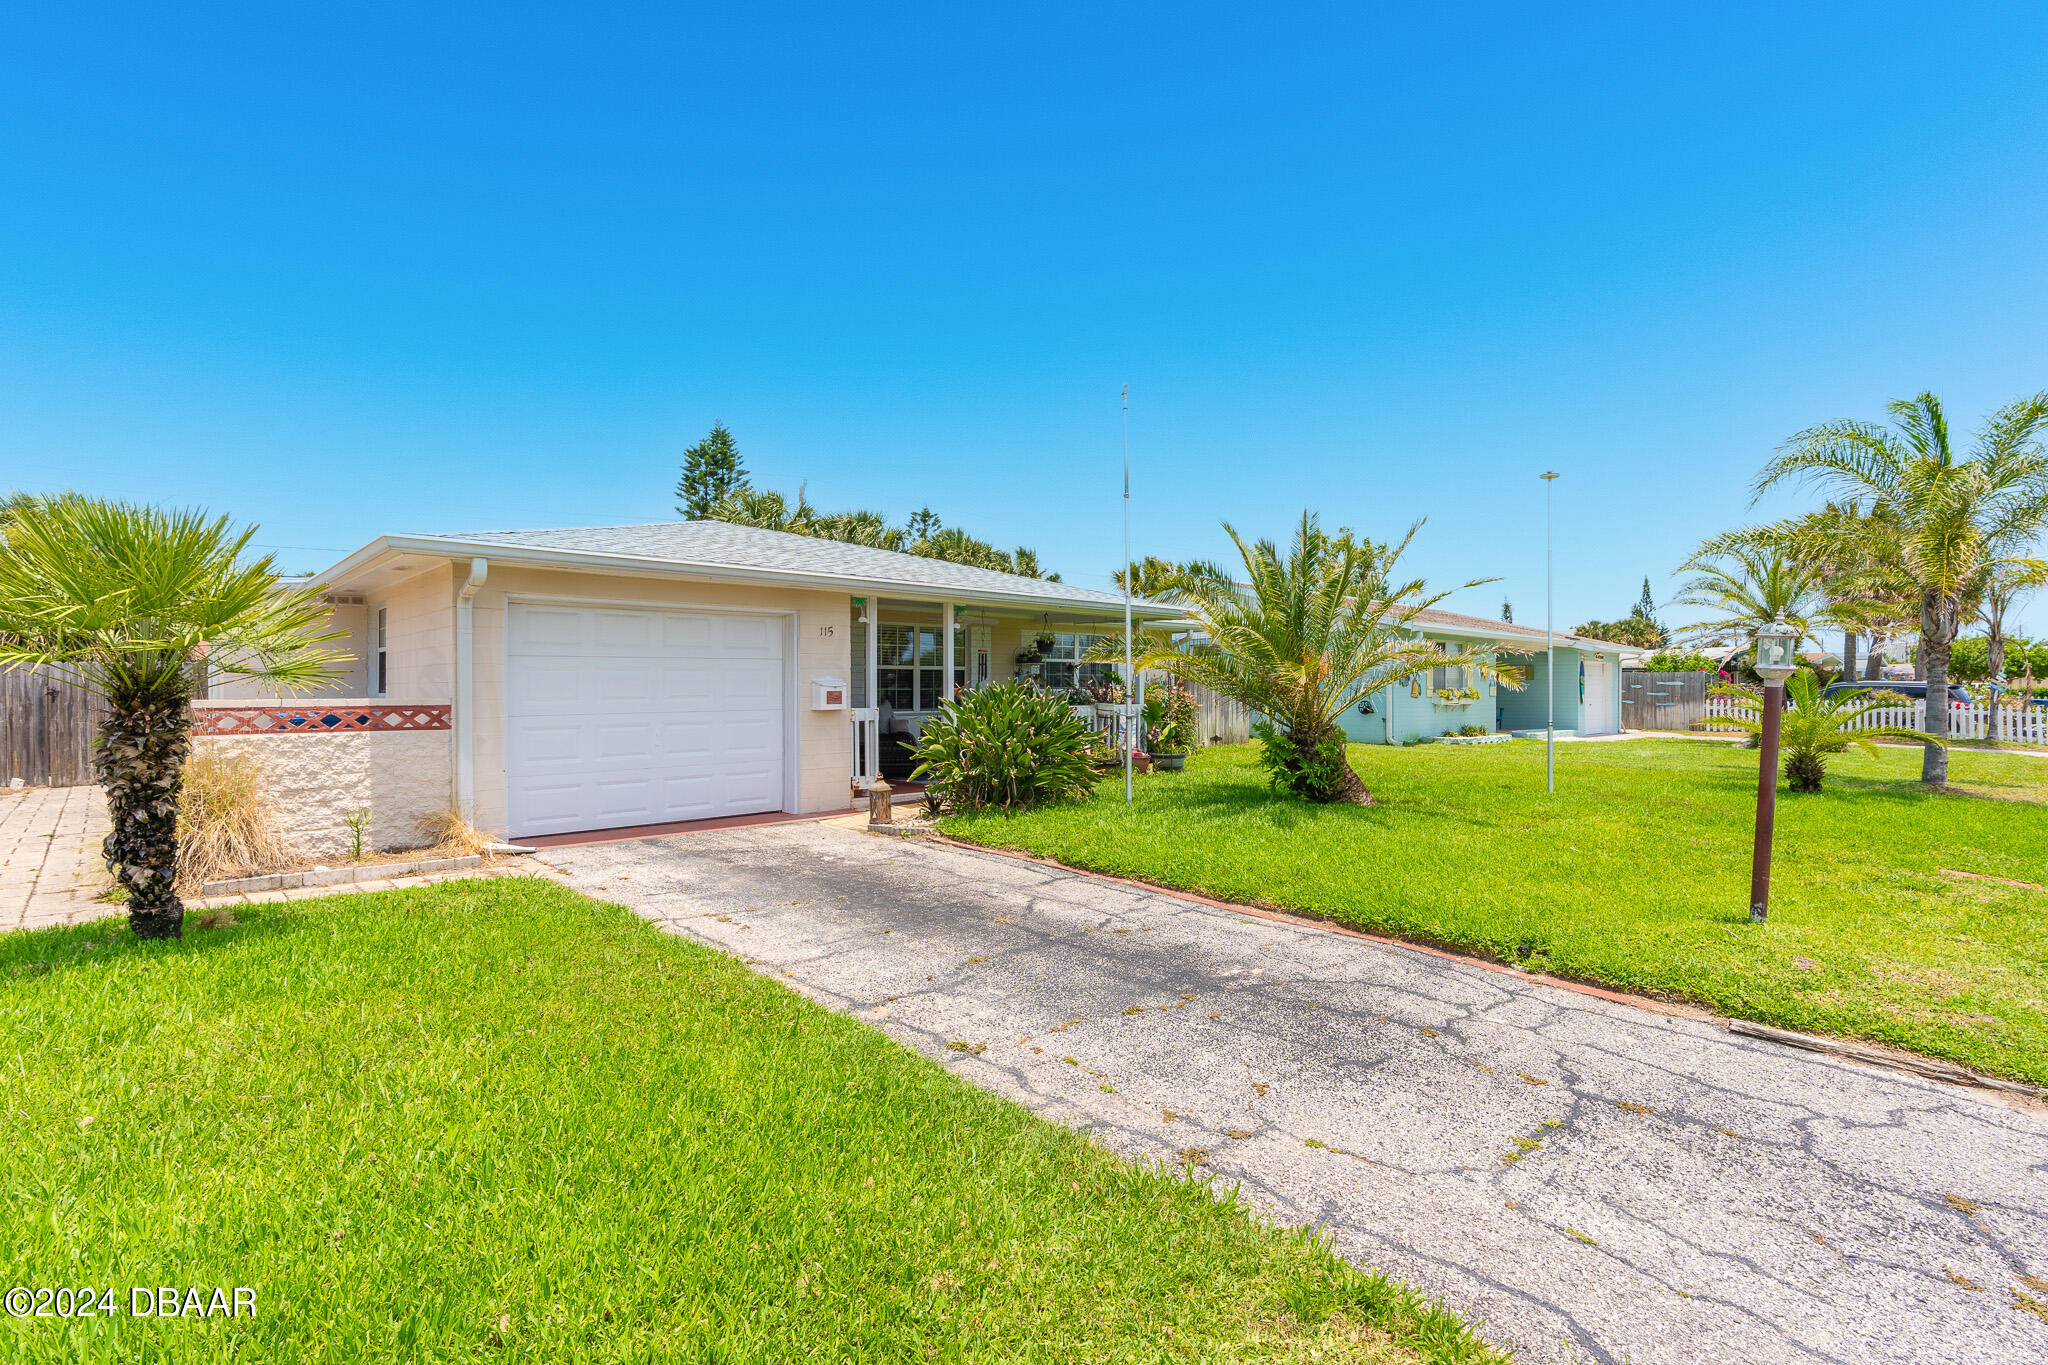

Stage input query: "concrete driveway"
[{"left": 537, "top": 822, "right": 2048, "bottom": 1365}]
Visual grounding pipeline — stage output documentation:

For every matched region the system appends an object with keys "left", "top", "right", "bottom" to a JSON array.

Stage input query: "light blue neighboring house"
[{"left": 1332, "top": 607, "right": 1627, "bottom": 745}]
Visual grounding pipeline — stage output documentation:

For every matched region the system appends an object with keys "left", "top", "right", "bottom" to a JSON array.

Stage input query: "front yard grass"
[
  {"left": 940, "top": 739, "right": 2048, "bottom": 1086},
  {"left": 0, "top": 878, "right": 1493, "bottom": 1364}
]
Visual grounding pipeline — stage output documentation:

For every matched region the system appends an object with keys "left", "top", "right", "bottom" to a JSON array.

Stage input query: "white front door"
[
  {"left": 1581, "top": 657, "right": 1615, "bottom": 734},
  {"left": 505, "top": 603, "right": 785, "bottom": 837}
]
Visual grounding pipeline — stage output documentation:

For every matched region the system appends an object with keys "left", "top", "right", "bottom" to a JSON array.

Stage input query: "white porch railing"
[
  {"left": 1072, "top": 703, "right": 1143, "bottom": 756},
  {"left": 1699, "top": 695, "right": 2048, "bottom": 745},
  {"left": 850, "top": 708, "right": 881, "bottom": 789}
]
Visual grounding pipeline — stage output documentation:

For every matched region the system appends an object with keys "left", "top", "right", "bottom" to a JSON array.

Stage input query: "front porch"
[{"left": 842, "top": 595, "right": 1150, "bottom": 790}]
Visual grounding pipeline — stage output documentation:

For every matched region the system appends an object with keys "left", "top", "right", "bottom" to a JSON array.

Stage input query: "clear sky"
[{"left": 5, "top": 3, "right": 2047, "bottom": 638}]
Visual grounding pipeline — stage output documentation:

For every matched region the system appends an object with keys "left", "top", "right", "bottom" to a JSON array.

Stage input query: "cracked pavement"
[{"left": 535, "top": 822, "right": 2048, "bottom": 1364}]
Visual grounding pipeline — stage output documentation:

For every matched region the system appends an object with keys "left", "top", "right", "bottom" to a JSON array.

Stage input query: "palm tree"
[
  {"left": 1975, "top": 559, "right": 2048, "bottom": 742},
  {"left": 1670, "top": 543, "right": 1828, "bottom": 652},
  {"left": 1123, "top": 512, "right": 1498, "bottom": 804},
  {"left": 706, "top": 486, "right": 821, "bottom": 535},
  {"left": 1112, "top": 556, "right": 1231, "bottom": 600},
  {"left": 0, "top": 497, "right": 344, "bottom": 939},
  {"left": 1704, "top": 673, "right": 1942, "bottom": 793},
  {"left": 1755, "top": 391, "right": 2048, "bottom": 785}
]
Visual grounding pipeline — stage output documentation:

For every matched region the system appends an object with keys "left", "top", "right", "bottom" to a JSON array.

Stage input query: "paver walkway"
[
  {"left": 0, "top": 785, "right": 112, "bottom": 931},
  {"left": 538, "top": 822, "right": 2048, "bottom": 1365}
]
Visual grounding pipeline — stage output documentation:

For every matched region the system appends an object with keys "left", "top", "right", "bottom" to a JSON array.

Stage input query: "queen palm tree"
[
  {"left": 1705, "top": 673, "right": 1942, "bottom": 793},
  {"left": 0, "top": 497, "right": 343, "bottom": 939},
  {"left": 1755, "top": 391, "right": 2048, "bottom": 785},
  {"left": 1974, "top": 559, "right": 2048, "bottom": 742},
  {"left": 1122, "top": 512, "right": 1499, "bottom": 804}
]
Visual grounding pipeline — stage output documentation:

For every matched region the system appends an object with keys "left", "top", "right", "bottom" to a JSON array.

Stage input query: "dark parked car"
[{"left": 1820, "top": 680, "right": 1973, "bottom": 706}]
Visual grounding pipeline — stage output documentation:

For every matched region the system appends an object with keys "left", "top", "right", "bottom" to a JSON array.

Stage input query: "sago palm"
[
  {"left": 0, "top": 496, "right": 344, "bottom": 939},
  {"left": 1704, "top": 673, "right": 1942, "bottom": 793},
  {"left": 1124, "top": 512, "right": 1498, "bottom": 804},
  {"left": 1754, "top": 391, "right": 2048, "bottom": 784}
]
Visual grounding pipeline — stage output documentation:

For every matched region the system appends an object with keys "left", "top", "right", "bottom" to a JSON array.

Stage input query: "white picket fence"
[{"left": 1700, "top": 695, "right": 2048, "bottom": 745}]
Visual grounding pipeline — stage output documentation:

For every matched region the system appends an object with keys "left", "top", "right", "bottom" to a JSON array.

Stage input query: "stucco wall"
[
  {"left": 193, "top": 723, "right": 452, "bottom": 858},
  {"left": 375, "top": 564, "right": 455, "bottom": 702},
  {"left": 205, "top": 600, "right": 370, "bottom": 700}
]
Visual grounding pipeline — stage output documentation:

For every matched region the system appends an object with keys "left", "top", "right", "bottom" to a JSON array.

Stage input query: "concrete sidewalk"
[{"left": 537, "top": 822, "right": 2048, "bottom": 1365}]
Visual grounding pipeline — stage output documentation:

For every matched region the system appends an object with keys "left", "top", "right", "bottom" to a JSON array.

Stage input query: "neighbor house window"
[
  {"left": 1040, "top": 633, "right": 1119, "bottom": 693},
  {"left": 374, "top": 607, "right": 388, "bottom": 696},
  {"left": 876, "top": 623, "right": 964, "bottom": 711},
  {"left": 1429, "top": 642, "right": 1466, "bottom": 692}
]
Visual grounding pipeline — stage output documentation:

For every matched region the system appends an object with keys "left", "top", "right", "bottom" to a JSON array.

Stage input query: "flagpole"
[
  {"left": 1123, "top": 384, "right": 1133, "bottom": 805},
  {"left": 1541, "top": 470, "right": 1559, "bottom": 794}
]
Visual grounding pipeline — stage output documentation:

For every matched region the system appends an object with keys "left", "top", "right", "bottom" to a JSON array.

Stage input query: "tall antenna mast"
[{"left": 1123, "top": 383, "right": 1134, "bottom": 806}]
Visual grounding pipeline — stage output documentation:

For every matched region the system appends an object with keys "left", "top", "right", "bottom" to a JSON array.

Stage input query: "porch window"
[
  {"left": 876, "top": 623, "right": 965, "bottom": 712},
  {"left": 1040, "top": 633, "right": 1119, "bottom": 693}
]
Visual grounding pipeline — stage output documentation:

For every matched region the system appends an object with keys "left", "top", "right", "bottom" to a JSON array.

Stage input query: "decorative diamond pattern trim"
[{"left": 192, "top": 704, "right": 451, "bottom": 735}]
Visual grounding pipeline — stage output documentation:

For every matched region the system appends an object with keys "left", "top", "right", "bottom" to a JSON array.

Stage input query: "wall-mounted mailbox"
[{"left": 812, "top": 677, "right": 848, "bottom": 710}]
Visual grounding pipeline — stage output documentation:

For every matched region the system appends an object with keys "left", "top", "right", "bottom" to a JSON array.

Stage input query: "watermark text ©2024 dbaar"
[{"left": 5, "top": 1286, "right": 255, "bottom": 1319}]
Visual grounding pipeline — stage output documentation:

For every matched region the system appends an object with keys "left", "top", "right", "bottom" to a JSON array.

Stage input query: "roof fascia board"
[{"left": 318, "top": 535, "right": 1179, "bottom": 618}]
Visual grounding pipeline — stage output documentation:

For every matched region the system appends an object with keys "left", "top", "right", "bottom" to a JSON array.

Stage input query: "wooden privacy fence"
[
  {"left": 0, "top": 667, "right": 105, "bottom": 788},
  {"left": 1134, "top": 672, "right": 1252, "bottom": 746},
  {"left": 1700, "top": 694, "right": 2048, "bottom": 745},
  {"left": 1622, "top": 670, "right": 1709, "bottom": 731}
]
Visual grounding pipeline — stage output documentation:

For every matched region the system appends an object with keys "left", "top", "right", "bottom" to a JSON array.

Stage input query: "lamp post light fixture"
[{"left": 1747, "top": 619, "right": 1800, "bottom": 924}]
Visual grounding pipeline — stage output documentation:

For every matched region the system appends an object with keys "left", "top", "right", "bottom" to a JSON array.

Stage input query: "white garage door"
[{"left": 505, "top": 603, "right": 785, "bottom": 837}]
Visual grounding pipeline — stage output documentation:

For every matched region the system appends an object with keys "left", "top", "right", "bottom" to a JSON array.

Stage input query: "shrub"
[
  {"left": 1144, "top": 684, "right": 1197, "bottom": 753},
  {"left": 911, "top": 680, "right": 1102, "bottom": 814},
  {"left": 1251, "top": 720, "right": 1355, "bottom": 802},
  {"left": 419, "top": 804, "right": 499, "bottom": 857},
  {"left": 1641, "top": 649, "right": 1718, "bottom": 672},
  {"left": 176, "top": 747, "right": 288, "bottom": 891},
  {"left": 1457, "top": 724, "right": 1487, "bottom": 736}
]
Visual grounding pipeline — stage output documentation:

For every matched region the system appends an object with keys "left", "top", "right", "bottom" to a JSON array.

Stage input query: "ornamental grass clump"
[
  {"left": 911, "top": 680, "right": 1101, "bottom": 814},
  {"left": 175, "top": 747, "right": 289, "bottom": 892}
]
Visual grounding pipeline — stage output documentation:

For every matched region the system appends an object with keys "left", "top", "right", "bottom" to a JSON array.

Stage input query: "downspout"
[{"left": 456, "top": 557, "right": 488, "bottom": 820}]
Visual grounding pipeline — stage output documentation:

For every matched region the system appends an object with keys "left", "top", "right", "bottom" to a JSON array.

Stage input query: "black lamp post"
[{"left": 1748, "top": 620, "right": 1799, "bottom": 924}]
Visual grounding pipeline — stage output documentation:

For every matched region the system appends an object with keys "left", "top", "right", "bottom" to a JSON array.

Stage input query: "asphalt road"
[{"left": 537, "top": 822, "right": 2048, "bottom": 1364}]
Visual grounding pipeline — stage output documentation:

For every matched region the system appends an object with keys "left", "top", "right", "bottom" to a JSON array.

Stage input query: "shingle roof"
[
  {"left": 423, "top": 520, "right": 1156, "bottom": 611},
  {"left": 1406, "top": 606, "right": 1632, "bottom": 653}
]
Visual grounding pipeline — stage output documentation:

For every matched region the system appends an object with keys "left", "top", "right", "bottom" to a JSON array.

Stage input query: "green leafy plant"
[
  {"left": 910, "top": 680, "right": 1102, "bottom": 814},
  {"left": 1251, "top": 720, "right": 1354, "bottom": 802},
  {"left": 1433, "top": 686, "right": 1481, "bottom": 703},
  {"left": 0, "top": 495, "right": 344, "bottom": 938},
  {"left": 1144, "top": 684, "right": 1197, "bottom": 754},
  {"left": 1703, "top": 673, "right": 1943, "bottom": 792},
  {"left": 1641, "top": 649, "right": 1719, "bottom": 672},
  {"left": 1457, "top": 724, "right": 1488, "bottom": 737}
]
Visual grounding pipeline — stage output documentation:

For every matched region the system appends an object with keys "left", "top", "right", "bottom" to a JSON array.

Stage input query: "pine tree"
[
  {"left": 1501, "top": 597, "right": 1513, "bottom": 623},
  {"left": 1632, "top": 577, "right": 1658, "bottom": 623},
  {"left": 675, "top": 423, "right": 748, "bottom": 519}
]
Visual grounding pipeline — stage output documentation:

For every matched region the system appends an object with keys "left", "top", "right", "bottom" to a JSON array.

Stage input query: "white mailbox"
[{"left": 811, "top": 677, "right": 849, "bottom": 711}]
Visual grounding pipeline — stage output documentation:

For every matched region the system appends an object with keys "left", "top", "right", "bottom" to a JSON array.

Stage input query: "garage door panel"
[
  {"left": 514, "top": 607, "right": 588, "bottom": 652},
  {"left": 720, "top": 616, "right": 780, "bottom": 655},
  {"left": 721, "top": 660, "right": 782, "bottom": 707},
  {"left": 506, "top": 603, "right": 787, "bottom": 838},
  {"left": 657, "top": 662, "right": 721, "bottom": 708}
]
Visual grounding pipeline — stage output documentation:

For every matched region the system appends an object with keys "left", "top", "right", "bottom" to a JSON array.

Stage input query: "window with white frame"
[
  {"left": 1429, "top": 641, "right": 1467, "bottom": 692},
  {"left": 1040, "top": 633, "right": 1119, "bottom": 693},
  {"left": 374, "top": 607, "right": 388, "bottom": 696},
  {"left": 875, "top": 623, "right": 964, "bottom": 711}
]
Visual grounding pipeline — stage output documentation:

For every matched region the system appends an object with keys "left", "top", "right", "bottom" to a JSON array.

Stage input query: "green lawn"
[
  {"left": 0, "top": 878, "right": 1494, "bottom": 1364},
  {"left": 940, "top": 739, "right": 2048, "bottom": 1086}
]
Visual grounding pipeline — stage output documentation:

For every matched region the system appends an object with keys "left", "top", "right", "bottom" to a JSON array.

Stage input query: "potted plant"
[{"left": 1145, "top": 685, "right": 1197, "bottom": 771}]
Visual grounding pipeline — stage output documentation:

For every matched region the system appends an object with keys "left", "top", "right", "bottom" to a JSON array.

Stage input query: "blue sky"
[{"left": 5, "top": 3, "right": 2048, "bottom": 638}]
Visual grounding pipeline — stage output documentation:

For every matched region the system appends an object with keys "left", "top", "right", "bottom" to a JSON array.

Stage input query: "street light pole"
[
  {"left": 1541, "top": 471, "right": 1559, "bottom": 794},
  {"left": 1748, "top": 620, "right": 1798, "bottom": 924}
]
